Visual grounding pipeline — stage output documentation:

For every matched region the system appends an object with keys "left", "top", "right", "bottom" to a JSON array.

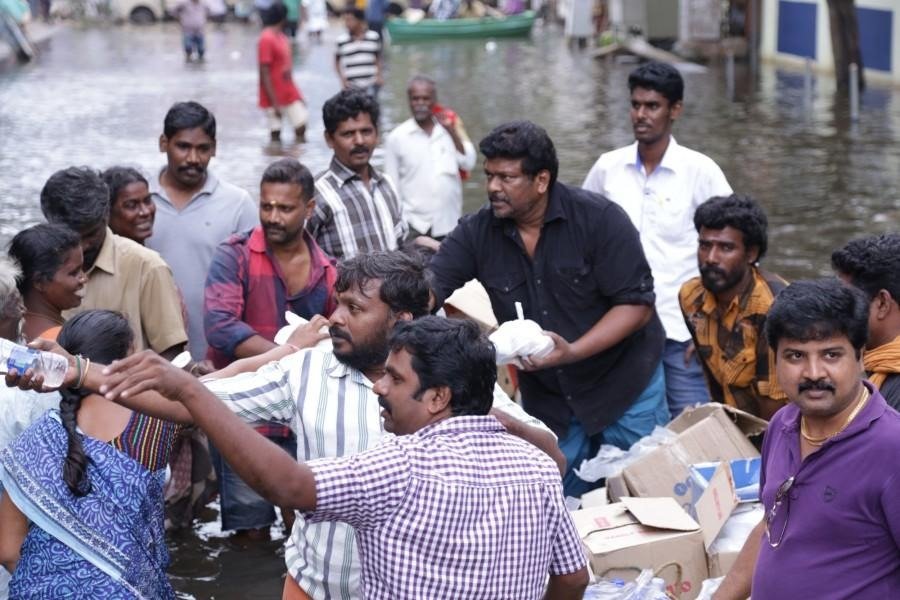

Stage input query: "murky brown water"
[{"left": 1, "top": 18, "right": 899, "bottom": 598}]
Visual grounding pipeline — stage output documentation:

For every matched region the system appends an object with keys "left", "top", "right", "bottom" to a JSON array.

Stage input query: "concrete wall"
[{"left": 761, "top": 0, "right": 899, "bottom": 84}]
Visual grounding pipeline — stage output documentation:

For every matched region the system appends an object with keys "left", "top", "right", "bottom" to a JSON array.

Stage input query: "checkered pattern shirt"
[
  {"left": 308, "top": 157, "right": 407, "bottom": 260},
  {"left": 305, "top": 415, "right": 586, "bottom": 599},
  {"left": 204, "top": 349, "right": 558, "bottom": 599}
]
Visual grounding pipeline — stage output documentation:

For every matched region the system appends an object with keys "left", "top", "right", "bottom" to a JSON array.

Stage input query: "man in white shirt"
[
  {"left": 384, "top": 76, "right": 477, "bottom": 240},
  {"left": 583, "top": 62, "right": 732, "bottom": 417}
]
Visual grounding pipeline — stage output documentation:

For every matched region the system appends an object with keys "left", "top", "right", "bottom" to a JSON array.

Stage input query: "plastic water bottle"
[{"left": 0, "top": 339, "right": 69, "bottom": 388}]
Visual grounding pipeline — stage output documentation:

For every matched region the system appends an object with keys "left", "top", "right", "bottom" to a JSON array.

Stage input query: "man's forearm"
[
  {"left": 178, "top": 380, "right": 317, "bottom": 509},
  {"left": 87, "top": 366, "right": 194, "bottom": 424},
  {"left": 544, "top": 568, "right": 589, "bottom": 599},
  {"left": 259, "top": 67, "right": 278, "bottom": 107},
  {"left": 493, "top": 409, "right": 566, "bottom": 476},
  {"left": 571, "top": 304, "right": 653, "bottom": 361},
  {"left": 234, "top": 334, "right": 278, "bottom": 359}
]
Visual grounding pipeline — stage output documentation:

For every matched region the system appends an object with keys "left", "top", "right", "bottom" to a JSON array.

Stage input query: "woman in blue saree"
[{"left": 0, "top": 310, "right": 178, "bottom": 599}]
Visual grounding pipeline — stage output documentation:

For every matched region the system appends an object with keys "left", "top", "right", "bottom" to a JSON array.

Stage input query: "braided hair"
[{"left": 56, "top": 310, "right": 134, "bottom": 496}]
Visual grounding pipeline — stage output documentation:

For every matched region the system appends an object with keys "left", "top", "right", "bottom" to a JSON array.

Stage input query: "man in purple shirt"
[
  {"left": 715, "top": 279, "right": 900, "bottom": 600},
  {"left": 101, "top": 317, "right": 589, "bottom": 599}
]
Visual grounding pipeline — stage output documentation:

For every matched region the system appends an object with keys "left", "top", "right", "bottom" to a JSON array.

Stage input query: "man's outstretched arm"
[{"left": 101, "top": 351, "right": 317, "bottom": 510}]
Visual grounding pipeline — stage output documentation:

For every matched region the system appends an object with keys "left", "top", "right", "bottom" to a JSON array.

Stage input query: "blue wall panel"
[
  {"left": 778, "top": 1, "right": 817, "bottom": 59},
  {"left": 857, "top": 7, "right": 892, "bottom": 72}
]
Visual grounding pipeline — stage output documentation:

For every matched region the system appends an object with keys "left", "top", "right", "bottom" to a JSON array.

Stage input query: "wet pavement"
[{"left": 1, "top": 18, "right": 900, "bottom": 598}]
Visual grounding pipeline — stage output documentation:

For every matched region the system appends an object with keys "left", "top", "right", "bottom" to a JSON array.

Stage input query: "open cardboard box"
[{"left": 572, "top": 497, "right": 709, "bottom": 599}]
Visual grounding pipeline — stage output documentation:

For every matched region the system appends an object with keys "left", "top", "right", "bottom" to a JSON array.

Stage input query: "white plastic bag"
[
  {"left": 488, "top": 302, "right": 554, "bottom": 367},
  {"left": 695, "top": 576, "right": 724, "bottom": 600},
  {"left": 274, "top": 311, "right": 332, "bottom": 350},
  {"left": 583, "top": 568, "right": 669, "bottom": 600},
  {"left": 575, "top": 426, "right": 678, "bottom": 483}
]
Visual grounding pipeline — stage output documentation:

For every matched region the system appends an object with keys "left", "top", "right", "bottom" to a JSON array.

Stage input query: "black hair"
[
  {"left": 335, "top": 251, "right": 431, "bottom": 318},
  {"left": 628, "top": 61, "right": 684, "bottom": 106},
  {"left": 163, "top": 101, "right": 216, "bottom": 140},
  {"left": 261, "top": 1, "right": 287, "bottom": 25},
  {"left": 40, "top": 167, "right": 110, "bottom": 232},
  {"left": 388, "top": 316, "right": 496, "bottom": 416},
  {"left": 478, "top": 120, "right": 559, "bottom": 185},
  {"left": 408, "top": 74, "right": 436, "bottom": 91},
  {"left": 765, "top": 279, "right": 869, "bottom": 359},
  {"left": 261, "top": 158, "right": 315, "bottom": 201},
  {"left": 8, "top": 224, "right": 82, "bottom": 295},
  {"left": 101, "top": 166, "right": 149, "bottom": 209},
  {"left": 322, "top": 89, "right": 380, "bottom": 134},
  {"left": 344, "top": 7, "right": 365, "bottom": 21},
  {"left": 57, "top": 310, "right": 134, "bottom": 497},
  {"left": 693, "top": 194, "right": 769, "bottom": 262},
  {"left": 831, "top": 234, "right": 900, "bottom": 302}
]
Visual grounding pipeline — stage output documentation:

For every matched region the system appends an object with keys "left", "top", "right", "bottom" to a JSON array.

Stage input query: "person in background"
[
  {"left": 7, "top": 224, "right": 86, "bottom": 342},
  {"left": 335, "top": 8, "right": 383, "bottom": 97},
  {"left": 303, "top": 0, "right": 326, "bottom": 42},
  {"left": 384, "top": 75, "right": 476, "bottom": 241},
  {"left": 41, "top": 167, "right": 188, "bottom": 359},
  {"left": 204, "top": 158, "right": 335, "bottom": 541},
  {"left": 0, "top": 310, "right": 179, "bottom": 599},
  {"left": 102, "top": 166, "right": 155, "bottom": 245},
  {"left": 308, "top": 90, "right": 407, "bottom": 260},
  {"left": 364, "top": 0, "right": 386, "bottom": 36},
  {"left": 0, "top": 255, "right": 59, "bottom": 599},
  {"left": 283, "top": 0, "right": 301, "bottom": 38},
  {"left": 832, "top": 233, "right": 900, "bottom": 409},
  {"left": 173, "top": 0, "right": 210, "bottom": 62},
  {"left": 148, "top": 101, "right": 257, "bottom": 361},
  {"left": 428, "top": 121, "right": 667, "bottom": 498},
  {"left": 583, "top": 62, "right": 733, "bottom": 417},
  {"left": 679, "top": 194, "right": 788, "bottom": 420},
  {"left": 259, "top": 2, "right": 308, "bottom": 143},
  {"left": 713, "top": 279, "right": 900, "bottom": 600}
]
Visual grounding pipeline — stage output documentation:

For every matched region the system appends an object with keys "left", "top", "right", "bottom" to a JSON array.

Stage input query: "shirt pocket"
[
  {"left": 482, "top": 271, "right": 528, "bottom": 322},
  {"left": 550, "top": 261, "right": 597, "bottom": 308}
]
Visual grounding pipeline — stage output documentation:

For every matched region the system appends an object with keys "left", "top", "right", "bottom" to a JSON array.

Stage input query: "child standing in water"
[{"left": 175, "top": 0, "right": 210, "bottom": 62}]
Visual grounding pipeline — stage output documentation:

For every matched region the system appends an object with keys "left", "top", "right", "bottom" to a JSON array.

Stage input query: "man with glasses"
[
  {"left": 428, "top": 120, "right": 667, "bottom": 498},
  {"left": 714, "top": 279, "right": 900, "bottom": 599}
]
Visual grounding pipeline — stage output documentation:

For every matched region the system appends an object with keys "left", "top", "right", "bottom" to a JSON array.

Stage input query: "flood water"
[{"left": 1, "top": 18, "right": 899, "bottom": 598}]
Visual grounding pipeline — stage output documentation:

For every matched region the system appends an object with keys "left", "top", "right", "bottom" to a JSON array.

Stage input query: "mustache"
[
  {"left": 350, "top": 145, "right": 369, "bottom": 154},
  {"left": 377, "top": 396, "right": 391, "bottom": 414},
  {"left": 798, "top": 379, "right": 837, "bottom": 393},
  {"left": 329, "top": 325, "right": 351, "bottom": 341},
  {"left": 489, "top": 193, "right": 508, "bottom": 204},
  {"left": 700, "top": 265, "right": 725, "bottom": 278},
  {"left": 178, "top": 165, "right": 203, "bottom": 174}
]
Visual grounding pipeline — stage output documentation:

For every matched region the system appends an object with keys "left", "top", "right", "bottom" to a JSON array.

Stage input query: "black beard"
[
  {"left": 334, "top": 338, "right": 389, "bottom": 373},
  {"left": 700, "top": 265, "right": 744, "bottom": 294}
]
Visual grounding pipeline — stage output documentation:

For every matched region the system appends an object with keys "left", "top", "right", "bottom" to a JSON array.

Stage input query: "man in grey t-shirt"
[{"left": 148, "top": 101, "right": 258, "bottom": 361}]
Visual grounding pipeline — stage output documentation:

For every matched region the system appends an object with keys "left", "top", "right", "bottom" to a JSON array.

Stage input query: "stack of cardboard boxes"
[{"left": 569, "top": 403, "right": 768, "bottom": 599}]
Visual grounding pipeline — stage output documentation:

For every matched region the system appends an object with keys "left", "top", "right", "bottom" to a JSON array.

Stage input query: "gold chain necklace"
[{"left": 800, "top": 385, "right": 870, "bottom": 447}]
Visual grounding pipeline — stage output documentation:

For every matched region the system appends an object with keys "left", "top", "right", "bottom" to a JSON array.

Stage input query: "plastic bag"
[
  {"left": 274, "top": 311, "right": 332, "bottom": 351},
  {"left": 583, "top": 569, "right": 669, "bottom": 600},
  {"left": 488, "top": 318, "right": 553, "bottom": 367},
  {"left": 695, "top": 576, "right": 724, "bottom": 600},
  {"left": 575, "top": 426, "right": 679, "bottom": 483}
]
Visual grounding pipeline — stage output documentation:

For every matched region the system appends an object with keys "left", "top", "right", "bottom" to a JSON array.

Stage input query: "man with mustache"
[
  {"left": 203, "top": 158, "right": 337, "bottom": 541},
  {"left": 39, "top": 166, "right": 188, "bottom": 359},
  {"left": 149, "top": 101, "right": 258, "bottom": 361},
  {"left": 428, "top": 120, "right": 667, "bottom": 498},
  {"left": 679, "top": 194, "right": 788, "bottom": 420},
  {"left": 307, "top": 90, "right": 407, "bottom": 260},
  {"left": 29, "top": 251, "right": 561, "bottom": 599},
  {"left": 583, "top": 62, "right": 732, "bottom": 418},
  {"left": 714, "top": 279, "right": 900, "bottom": 600}
]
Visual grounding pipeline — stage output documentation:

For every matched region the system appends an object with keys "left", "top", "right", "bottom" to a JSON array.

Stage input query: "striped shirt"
[
  {"left": 204, "top": 348, "right": 556, "bottom": 600},
  {"left": 335, "top": 30, "right": 381, "bottom": 89},
  {"left": 307, "top": 415, "right": 586, "bottom": 599},
  {"left": 308, "top": 157, "right": 407, "bottom": 261}
]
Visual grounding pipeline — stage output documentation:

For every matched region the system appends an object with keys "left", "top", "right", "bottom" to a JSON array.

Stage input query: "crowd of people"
[{"left": 0, "top": 40, "right": 898, "bottom": 600}]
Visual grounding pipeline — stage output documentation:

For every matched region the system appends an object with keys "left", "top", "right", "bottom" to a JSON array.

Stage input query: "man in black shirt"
[
  {"left": 428, "top": 121, "right": 668, "bottom": 497},
  {"left": 832, "top": 234, "right": 900, "bottom": 409}
]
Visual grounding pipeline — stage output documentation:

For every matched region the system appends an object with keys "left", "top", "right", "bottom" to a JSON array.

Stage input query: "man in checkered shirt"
[{"left": 104, "top": 316, "right": 589, "bottom": 599}]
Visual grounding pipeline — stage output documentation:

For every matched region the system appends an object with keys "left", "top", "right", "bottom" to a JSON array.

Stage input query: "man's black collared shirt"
[{"left": 430, "top": 182, "right": 665, "bottom": 437}]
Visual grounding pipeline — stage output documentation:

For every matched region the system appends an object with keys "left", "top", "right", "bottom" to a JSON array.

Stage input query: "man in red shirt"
[{"left": 258, "top": 3, "right": 308, "bottom": 143}]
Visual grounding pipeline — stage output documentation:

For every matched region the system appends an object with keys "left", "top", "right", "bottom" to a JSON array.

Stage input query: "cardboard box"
[
  {"left": 618, "top": 404, "right": 765, "bottom": 529},
  {"left": 572, "top": 497, "right": 709, "bottom": 599}
]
